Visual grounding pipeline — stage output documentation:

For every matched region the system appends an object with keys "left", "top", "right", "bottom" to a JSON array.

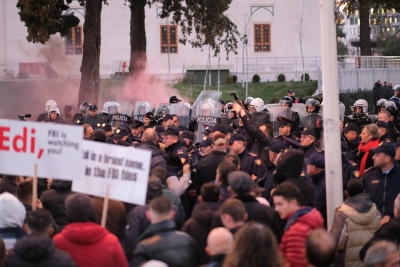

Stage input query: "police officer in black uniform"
[
  {"left": 162, "top": 127, "right": 190, "bottom": 165},
  {"left": 76, "top": 105, "right": 105, "bottom": 130},
  {"left": 181, "top": 130, "right": 201, "bottom": 167},
  {"left": 299, "top": 128, "right": 320, "bottom": 159},
  {"left": 341, "top": 123, "right": 360, "bottom": 163},
  {"left": 73, "top": 101, "right": 91, "bottom": 122},
  {"left": 275, "top": 116, "right": 301, "bottom": 149},
  {"left": 228, "top": 133, "right": 266, "bottom": 185},
  {"left": 363, "top": 143, "right": 400, "bottom": 217},
  {"left": 377, "top": 121, "right": 394, "bottom": 143},
  {"left": 340, "top": 141, "right": 359, "bottom": 197}
]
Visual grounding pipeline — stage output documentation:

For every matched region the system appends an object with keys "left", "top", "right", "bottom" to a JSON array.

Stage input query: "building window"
[
  {"left": 160, "top": 25, "right": 178, "bottom": 54},
  {"left": 254, "top": 24, "right": 271, "bottom": 52},
  {"left": 65, "top": 26, "right": 83, "bottom": 55}
]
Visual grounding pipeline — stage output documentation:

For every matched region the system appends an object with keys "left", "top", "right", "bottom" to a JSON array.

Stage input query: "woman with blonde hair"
[
  {"left": 224, "top": 222, "right": 282, "bottom": 267},
  {"left": 358, "top": 124, "right": 380, "bottom": 176}
]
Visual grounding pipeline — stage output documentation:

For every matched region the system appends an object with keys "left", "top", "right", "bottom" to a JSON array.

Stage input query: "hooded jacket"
[
  {"left": 140, "top": 141, "right": 167, "bottom": 170},
  {"left": 7, "top": 235, "right": 76, "bottom": 267},
  {"left": 182, "top": 202, "right": 221, "bottom": 264},
  {"left": 331, "top": 194, "right": 381, "bottom": 267},
  {"left": 53, "top": 222, "right": 128, "bottom": 267},
  {"left": 0, "top": 192, "right": 26, "bottom": 250},
  {"left": 40, "top": 180, "right": 73, "bottom": 229},
  {"left": 280, "top": 207, "right": 324, "bottom": 267}
]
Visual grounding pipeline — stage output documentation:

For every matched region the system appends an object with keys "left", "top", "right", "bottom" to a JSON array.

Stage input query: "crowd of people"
[{"left": 1, "top": 82, "right": 400, "bottom": 266}]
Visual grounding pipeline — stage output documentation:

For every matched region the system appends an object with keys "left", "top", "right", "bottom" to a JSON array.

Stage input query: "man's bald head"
[
  {"left": 206, "top": 227, "right": 234, "bottom": 256},
  {"left": 142, "top": 128, "right": 158, "bottom": 143}
]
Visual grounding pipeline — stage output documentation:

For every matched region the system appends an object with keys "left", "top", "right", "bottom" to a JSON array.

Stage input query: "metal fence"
[{"left": 317, "top": 68, "right": 400, "bottom": 93}]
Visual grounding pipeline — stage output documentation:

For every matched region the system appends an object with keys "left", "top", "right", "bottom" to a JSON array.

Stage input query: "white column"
[{"left": 319, "top": 0, "right": 343, "bottom": 230}]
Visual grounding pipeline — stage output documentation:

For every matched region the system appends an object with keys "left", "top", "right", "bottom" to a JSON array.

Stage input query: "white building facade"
[{"left": 0, "top": 0, "right": 321, "bottom": 81}]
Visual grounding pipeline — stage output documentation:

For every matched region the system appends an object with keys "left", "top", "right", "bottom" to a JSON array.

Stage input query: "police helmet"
[
  {"left": 393, "top": 85, "right": 400, "bottom": 92},
  {"left": 279, "top": 96, "right": 293, "bottom": 108},
  {"left": 353, "top": 99, "right": 368, "bottom": 114},
  {"left": 376, "top": 99, "right": 387, "bottom": 108},
  {"left": 249, "top": 98, "right": 265, "bottom": 112},
  {"left": 305, "top": 98, "right": 320, "bottom": 113},
  {"left": 243, "top": 97, "right": 254, "bottom": 109},
  {"left": 45, "top": 100, "right": 57, "bottom": 111},
  {"left": 48, "top": 106, "right": 60, "bottom": 117},
  {"left": 80, "top": 101, "right": 91, "bottom": 113}
]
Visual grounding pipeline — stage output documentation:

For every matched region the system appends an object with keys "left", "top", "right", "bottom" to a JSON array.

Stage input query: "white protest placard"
[
  {"left": 0, "top": 119, "right": 82, "bottom": 180},
  {"left": 72, "top": 140, "right": 152, "bottom": 206}
]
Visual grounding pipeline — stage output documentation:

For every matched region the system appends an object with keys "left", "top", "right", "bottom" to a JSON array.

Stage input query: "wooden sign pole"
[
  {"left": 100, "top": 185, "right": 110, "bottom": 228},
  {"left": 32, "top": 164, "right": 38, "bottom": 211}
]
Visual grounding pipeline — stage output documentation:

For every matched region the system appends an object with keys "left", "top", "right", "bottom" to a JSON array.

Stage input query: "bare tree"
[{"left": 291, "top": 0, "right": 317, "bottom": 76}]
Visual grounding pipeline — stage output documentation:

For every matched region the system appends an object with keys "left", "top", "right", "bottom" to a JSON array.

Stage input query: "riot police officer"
[
  {"left": 228, "top": 133, "right": 266, "bottom": 185},
  {"left": 275, "top": 116, "right": 301, "bottom": 149},
  {"left": 77, "top": 105, "right": 105, "bottom": 130},
  {"left": 73, "top": 101, "right": 91, "bottom": 122},
  {"left": 162, "top": 127, "right": 189, "bottom": 165},
  {"left": 279, "top": 96, "right": 300, "bottom": 135}
]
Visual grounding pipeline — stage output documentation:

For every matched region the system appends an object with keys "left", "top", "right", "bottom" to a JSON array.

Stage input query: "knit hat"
[
  {"left": 65, "top": 194, "right": 96, "bottom": 223},
  {"left": 64, "top": 105, "right": 73, "bottom": 113},
  {"left": 0, "top": 192, "right": 26, "bottom": 228}
]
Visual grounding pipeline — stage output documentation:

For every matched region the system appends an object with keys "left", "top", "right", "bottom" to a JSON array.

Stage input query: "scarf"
[{"left": 358, "top": 139, "right": 380, "bottom": 176}]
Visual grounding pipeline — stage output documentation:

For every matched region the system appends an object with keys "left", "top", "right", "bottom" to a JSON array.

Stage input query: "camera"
[{"left": 18, "top": 114, "right": 31, "bottom": 121}]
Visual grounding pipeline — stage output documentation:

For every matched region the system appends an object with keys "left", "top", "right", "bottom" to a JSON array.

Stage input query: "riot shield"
[
  {"left": 154, "top": 103, "right": 170, "bottom": 117},
  {"left": 170, "top": 103, "right": 191, "bottom": 127},
  {"left": 300, "top": 113, "right": 323, "bottom": 129},
  {"left": 339, "top": 101, "right": 345, "bottom": 121},
  {"left": 291, "top": 103, "right": 307, "bottom": 118},
  {"left": 269, "top": 106, "right": 293, "bottom": 137},
  {"left": 195, "top": 100, "right": 222, "bottom": 143},
  {"left": 133, "top": 101, "right": 152, "bottom": 122},
  {"left": 110, "top": 101, "right": 134, "bottom": 128},
  {"left": 252, "top": 111, "right": 271, "bottom": 128},
  {"left": 191, "top": 90, "right": 222, "bottom": 119}
]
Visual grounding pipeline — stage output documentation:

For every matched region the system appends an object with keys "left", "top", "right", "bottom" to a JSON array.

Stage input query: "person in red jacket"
[
  {"left": 53, "top": 193, "right": 128, "bottom": 267},
  {"left": 273, "top": 182, "right": 324, "bottom": 267}
]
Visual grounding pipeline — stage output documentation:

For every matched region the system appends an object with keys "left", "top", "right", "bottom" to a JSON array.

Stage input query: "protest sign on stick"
[
  {"left": 32, "top": 164, "right": 38, "bottom": 211},
  {"left": 101, "top": 185, "right": 110, "bottom": 228},
  {"left": 73, "top": 140, "right": 152, "bottom": 206},
  {"left": 0, "top": 119, "right": 82, "bottom": 180}
]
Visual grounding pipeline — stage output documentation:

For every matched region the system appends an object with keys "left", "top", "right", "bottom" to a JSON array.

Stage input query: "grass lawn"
[{"left": 172, "top": 81, "right": 318, "bottom": 103}]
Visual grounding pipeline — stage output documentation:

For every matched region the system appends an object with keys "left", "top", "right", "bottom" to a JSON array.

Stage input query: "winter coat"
[
  {"left": 53, "top": 222, "right": 128, "bottom": 267},
  {"left": 182, "top": 202, "right": 221, "bottom": 264},
  {"left": 235, "top": 195, "right": 282, "bottom": 241},
  {"left": 330, "top": 194, "right": 381, "bottom": 267},
  {"left": 7, "top": 234, "right": 76, "bottom": 267},
  {"left": 360, "top": 217, "right": 400, "bottom": 261},
  {"left": 0, "top": 179, "right": 17, "bottom": 195},
  {"left": 139, "top": 141, "right": 167, "bottom": 170},
  {"left": 363, "top": 164, "right": 400, "bottom": 217},
  {"left": 311, "top": 171, "right": 327, "bottom": 226},
  {"left": 195, "top": 150, "right": 226, "bottom": 190},
  {"left": 91, "top": 197, "right": 127, "bottom": 240},
  {"left": 280, "top": 207, "right": 324, "bottom": 267},
  {"left": 125, "top": 203, "right": 183, "bottom": 260},
  {"left": 40, "top": 180, "right": 73, "bottom": 229},
  {"left": 131, "top": 220, "right": 199, "bottom": 267}
]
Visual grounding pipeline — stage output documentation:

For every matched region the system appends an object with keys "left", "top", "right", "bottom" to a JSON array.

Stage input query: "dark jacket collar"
[
  {"left": 209, "top": 254, "right": 226, "bottom": 263},
  {"left": 235, "top": 194, "right": 258, "bottom": 203},
  {"left": 137, "top": 219, "right": 176, "bottom": 242}
]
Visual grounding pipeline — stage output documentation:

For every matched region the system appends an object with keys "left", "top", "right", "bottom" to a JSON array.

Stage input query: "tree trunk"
[
  {"left": 78, "top": 0, "right": 102, "bottom": 107},
  {"left": 359, "top": 3, "right": 372, "bottom": 56},
  {"left": 129, "top": 0, "right": 147, "bottom": 78}
]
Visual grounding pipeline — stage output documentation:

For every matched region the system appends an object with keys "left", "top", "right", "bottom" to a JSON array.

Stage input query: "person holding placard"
[{"left": 53, "top": 194, "right": 128, "bottom": 267}]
